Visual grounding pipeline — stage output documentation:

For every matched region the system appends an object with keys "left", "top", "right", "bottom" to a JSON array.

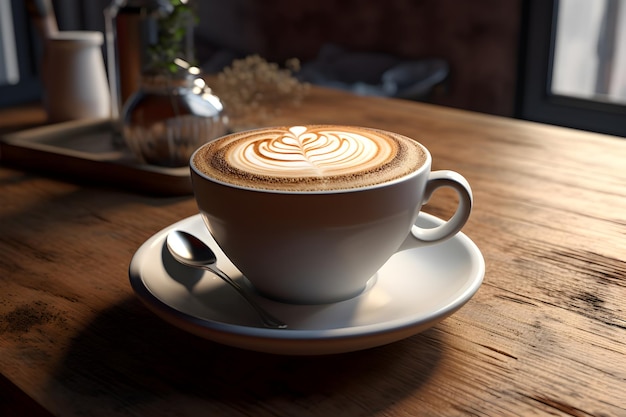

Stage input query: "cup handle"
[{"left": 411, "top": 170, "right": 473, "bottom": 243}]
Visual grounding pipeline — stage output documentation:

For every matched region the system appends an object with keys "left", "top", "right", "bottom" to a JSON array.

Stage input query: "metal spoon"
[{"left": 166, "top": 230, "right": 287, "bottom": 329}]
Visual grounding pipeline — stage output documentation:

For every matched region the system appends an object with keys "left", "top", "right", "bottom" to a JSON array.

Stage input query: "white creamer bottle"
[{"left": 41, "top": 31, "right": 111, "bottom": 122}]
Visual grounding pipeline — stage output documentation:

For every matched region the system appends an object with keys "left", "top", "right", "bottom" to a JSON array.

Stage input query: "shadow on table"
[{"left": 48, "top": 296, "right": 448, "bottom": 415}]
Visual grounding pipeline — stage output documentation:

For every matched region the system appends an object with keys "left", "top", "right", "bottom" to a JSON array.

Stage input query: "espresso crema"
[{"left": 193, "top": 125, "right": 427, "bottom": 191}]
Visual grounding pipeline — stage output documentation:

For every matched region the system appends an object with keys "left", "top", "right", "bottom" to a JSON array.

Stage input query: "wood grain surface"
[{"left": 1, "top": 88, "right": 625, "bottom": 416}]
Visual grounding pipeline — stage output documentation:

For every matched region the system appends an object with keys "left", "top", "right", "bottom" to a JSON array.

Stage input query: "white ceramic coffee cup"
[{"left": 190, "top": 126, "right": 472, "bottom": 304}]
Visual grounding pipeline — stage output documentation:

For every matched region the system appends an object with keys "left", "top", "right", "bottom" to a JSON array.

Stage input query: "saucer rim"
[{"left": 129, "top": 212, "right": 485, "bottom": 354}]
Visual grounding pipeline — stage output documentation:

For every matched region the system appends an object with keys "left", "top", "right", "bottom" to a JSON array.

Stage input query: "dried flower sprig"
[{"left": 212, "top": 55, "right": 310, "bottom": 130}]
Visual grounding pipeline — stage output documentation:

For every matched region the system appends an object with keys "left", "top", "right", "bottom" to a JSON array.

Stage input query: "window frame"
[{"left": 516, "top": 0, "right": 626, "bottom": 138}]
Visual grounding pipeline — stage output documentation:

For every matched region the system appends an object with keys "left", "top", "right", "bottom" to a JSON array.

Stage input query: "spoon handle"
[{"left": 206, "top": 266, "right": 287, "bottom": 329}]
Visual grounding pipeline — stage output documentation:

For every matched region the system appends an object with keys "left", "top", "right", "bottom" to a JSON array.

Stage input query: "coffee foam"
[{"left": 193, "top": 125, "right": 427, "bottom": 191}]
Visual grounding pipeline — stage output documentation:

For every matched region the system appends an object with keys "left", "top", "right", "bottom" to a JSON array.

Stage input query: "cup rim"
[{"left": 190, "top": 127, "right": 433, "bottom": 195}]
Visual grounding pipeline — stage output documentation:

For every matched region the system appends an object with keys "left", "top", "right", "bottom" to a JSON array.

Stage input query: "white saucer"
[{"left": 129, "top": 213, "right": 484, "bottom": 355}]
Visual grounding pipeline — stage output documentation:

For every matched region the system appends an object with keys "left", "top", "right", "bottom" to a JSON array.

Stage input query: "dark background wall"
[{"left": 194, "top": 0, "right": 523, "bottom": 117}]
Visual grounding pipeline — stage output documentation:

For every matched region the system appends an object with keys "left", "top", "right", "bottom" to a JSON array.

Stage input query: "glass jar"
[
  {"left": 104, "top": 0, "right": 196, "bottom": 120},
  {"left": 121, "top": 74, "right": 228, "bottom": 167},
  {"left": 106, "top": 0, "right": 228, "bottom": 166}
]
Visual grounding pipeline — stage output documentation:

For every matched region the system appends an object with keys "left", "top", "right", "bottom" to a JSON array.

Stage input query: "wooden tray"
[{"left": 0, "top": 118, "right": 191, "bottom": 195}]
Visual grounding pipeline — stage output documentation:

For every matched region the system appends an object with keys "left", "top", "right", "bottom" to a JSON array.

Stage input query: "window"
[
  {"left": 552, "top": 0, "right": 626, "bottom": 105},
  {"left": 0, "top": 0, "right": 20, "bottom": 86},
  {"left": 0, "top": 0, "right": 42, "bottom": 107},
  {"left": 517, "top": 0, "right": 626, "bottom": 137}
]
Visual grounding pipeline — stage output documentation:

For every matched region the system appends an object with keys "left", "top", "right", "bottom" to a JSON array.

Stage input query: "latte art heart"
[
  {"left": 194, "top": 125, "right": 427, "bottom": 191},
  {"left": 231, "top": 126, "right": 392, "bottom": 177}
]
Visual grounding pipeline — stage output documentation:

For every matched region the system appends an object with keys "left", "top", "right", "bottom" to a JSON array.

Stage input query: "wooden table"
[{"left": 1, "top": 88, "right": 625, "bottom": 416}]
